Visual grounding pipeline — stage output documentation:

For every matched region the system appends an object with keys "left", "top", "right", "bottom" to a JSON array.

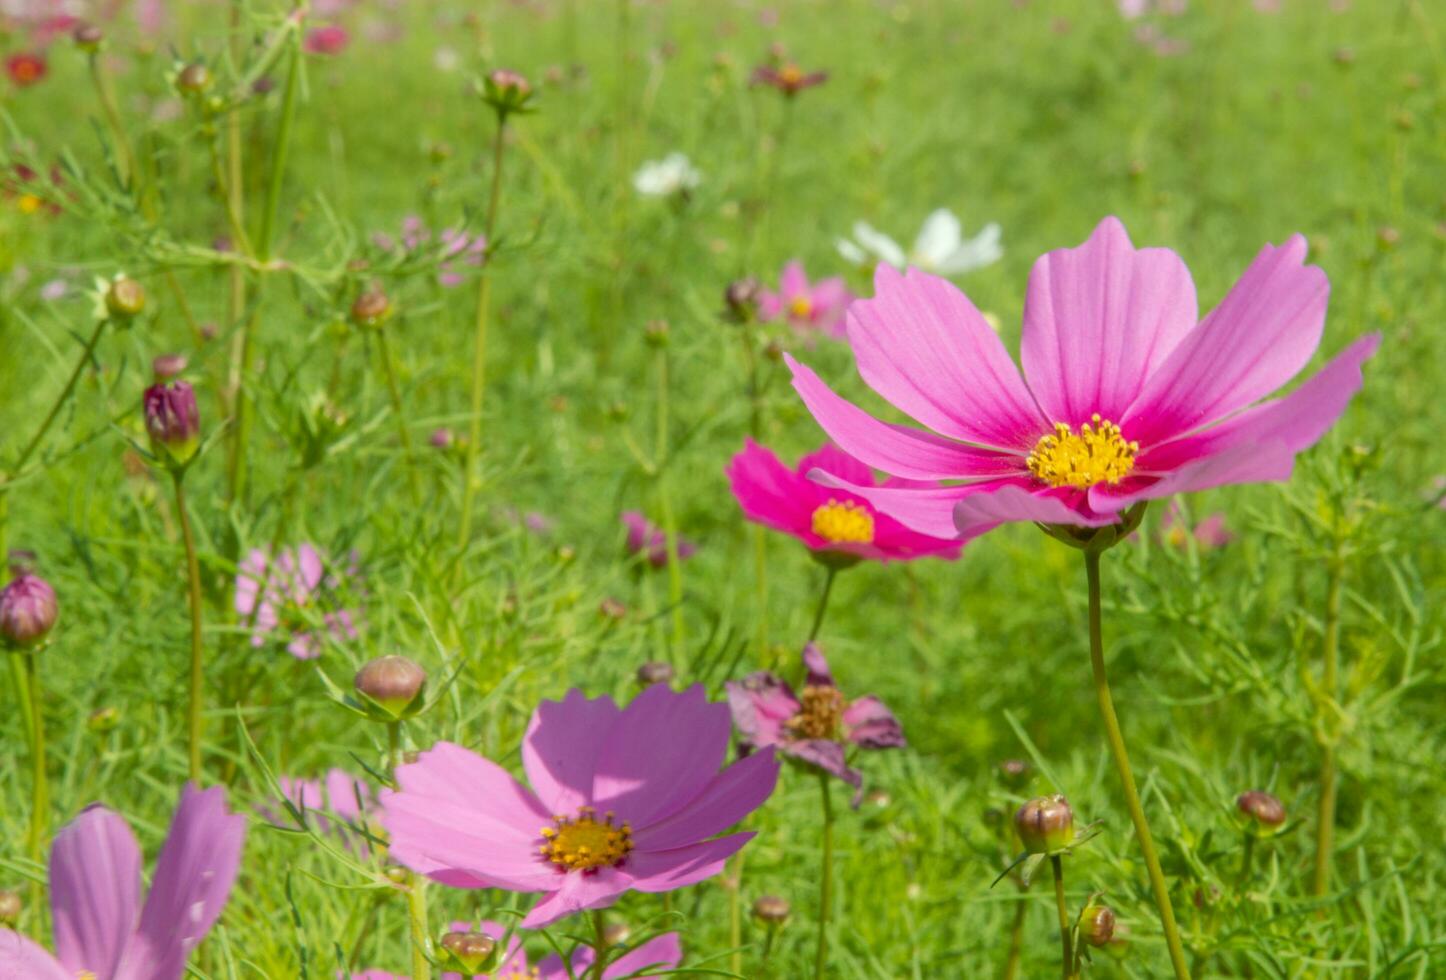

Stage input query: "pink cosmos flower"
[
  {"left": 726, "top": 439, "right": 962, "bottom": 564},
  {"left": 621, "top": 511, "right": 696, "bottom": 568},
  {"left": 379, "top": 684, "right": 780, "bottom": 929},
  {"left": 1159, "top": 502, "right": 1232, "bottom": 550},
  {"left": 235, "top": 543, "right": 360, "bottom": 659},
  {"left": 0, "top": 783, "right": 245, "bottom": 980},
  {"left": 786, "top": 217, "right": 1380, "bottom": 543},
  {"left": 758, "top": 261, "right": 854, "bottom": 339},
  {"left": 373, "top": 216, "right": 487, "bottom": 287},
  {"left": 727, "top": 643, "right": 902, "bottom": 805},
  {"left": 5, "top": 52, "right": 47, "bottom": 87},
  {"left": 261, "top": 769, "right": 374, "bottom": 853},
  {"left": 304, "top": 24, "right": 350, "bottom": 55}
]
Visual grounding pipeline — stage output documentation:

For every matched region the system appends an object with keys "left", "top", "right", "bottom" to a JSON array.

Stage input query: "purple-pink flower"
[
  {"left": 786, "top": 217, "right": 1379, "bottom": 543},
  {"left": 373, "top": 216, "right": 487, "bottom": 288},
  {"left": 758, "top": 260, "right": 853, "bottom": 339},
  {"left": 0, "top": 783, "right": 245, "bottom": 980},
  {"left": 621, "top": 511, "right": 695, "bottom": 568},
  {"left": 304, "top": 24, "right": 349, "bottom": 55},
  {"left": 727, "top": 643, "right": 902, "bottom": 804},
  {"left": 379, "top": 684, "right": 779, "bottom": 928},
  {"left": 234, "top": 543, "right": 360, "bottom": 659},
  {"left": 726, "top": 439, "right": 962, "bottom": 564}
]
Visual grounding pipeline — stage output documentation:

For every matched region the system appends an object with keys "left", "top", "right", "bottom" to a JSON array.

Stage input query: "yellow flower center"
[
  {"left": 1026, "top": 414, "right": 1138, "bottom": 489},
  {"left": 811, "top": 500, "right": 874, "bottom": 544},
  {"left": 785, "top": 685, "right": 846, "bottom": 740},
  {"left": 538, "top": 806, "right": 633, "bottom": 873},
  {"left": 78, "top": 972, "right": 98, "bottom": 980},
  {"left": 779, "top": 64, "right": 804, "bottom": 86},
  {"left": 18, "top": 194, "right": 42, "bottom": 214},
  {"left": 788, "top": 295, "right": 813, "bottom": 319},
  {"left": 499, "top": 967, "right": 540, "bottom": 980}
]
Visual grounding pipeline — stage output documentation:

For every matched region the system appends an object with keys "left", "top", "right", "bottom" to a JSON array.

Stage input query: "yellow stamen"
[
  {"left": 786, "top": 685, "right": 846, "bottom": 740},
  {"left": 17, "top": 194, "right": 42, "bottom": 215},
  {"left": 1025, "top": 414, "right": 1138, "bottom": 489},
  {"left": 811, "top": 500, "right": 874, "bottom": 544},
  {"left": 538, "top": 806, "right": 633, "bottom": 873},
  {"left": 779, "top": 64, "right": 804, "bottom": 86},
  {"left": 788, "top": 295, "right": 813, "bottom": 319}
]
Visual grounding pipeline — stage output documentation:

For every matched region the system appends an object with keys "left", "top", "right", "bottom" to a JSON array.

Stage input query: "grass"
[{"left": 1, "top": 0, "right": 1442, "bottom": 976}]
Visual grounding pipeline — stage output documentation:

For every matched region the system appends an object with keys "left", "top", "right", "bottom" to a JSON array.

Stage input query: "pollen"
[
  {"left": 786, "top": 685, "right": 846, "bottom": 740},
  {"left": 811, "top": 499, "right": 874, "bottom": 544},
  {"left": 538, "top": 806, "right": 633, "bottom": 873},
  {"left": 1026, "top": 414, "right": 1138, "bottom": 489},
  {"left": 788, "top": 295, "right": 813, "bottom": 319}
]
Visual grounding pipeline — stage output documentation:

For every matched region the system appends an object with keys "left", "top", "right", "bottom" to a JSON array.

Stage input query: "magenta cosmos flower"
[
  {"left": 379, "top": 684, "right": 780, "bottom": 928},
  {"left": 758, "top": 260, "right": 854, "bottom": 339},
  {"left": 0, "top": 783, "right": 245, "bottom": 980},
  {"left": 235, "top": 543, "right": 360, "bottom": 659},
  {"left": 786, "top": 217, "right": 1379, "bottom": 542},
  {"left": 621, "top": 511, "right": 696, "bottom": 568},
  {"left": 727, "top": 643, "right": 902, "bottom": 804},
  {"left": 727, "top": 438, "right": 962, "bottom": 563},
  {"left": 352, "top": 919, "right": 681, "bottom": 979}
]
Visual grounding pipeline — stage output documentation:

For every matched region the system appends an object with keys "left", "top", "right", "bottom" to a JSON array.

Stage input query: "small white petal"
[{"left": 911, "top": 208, "right": 962, "bottom": 268}]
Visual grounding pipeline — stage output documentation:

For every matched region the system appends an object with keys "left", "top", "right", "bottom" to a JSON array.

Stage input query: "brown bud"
[
  {"left": 353, "top": 655, "right": 427, "bottom": 719},
  {"left": 1236, "top": 790, "right": 1285, "bottom": 831},
  {"left": 636, "top": 661, "right": 674, "bottom": 686},
  {"left": 72, "top": 23, "right": 104, "bottom": 50},
  {"left": 1081, "top": 903, "right": 1116, "bottom": 947},
  {"left": 176, "top": 62, "right": 212, "bottom": 95},
  {"left": 598, "top": 597, "right": 627, "bottom": 621},
  {"left": 602, "top": 921, "right": 631, "bottom": 946},
  {"left": 1014, "top": 795, "right": 1074, "bottom": 854},
  {"left": 0, "top": 889, "right": 20, "bottom": 925},
  {"left": 644, "top": 318, "right": 670, "bottom": 347},
  {"left": 440, "top": 931, "right": 497, "bottom": 972},
  {"left": 350, "top": 287, "right": 393, "bottom": 328},
  {"left": 752, "top": 894, "right": 790, "bottom": 924}
]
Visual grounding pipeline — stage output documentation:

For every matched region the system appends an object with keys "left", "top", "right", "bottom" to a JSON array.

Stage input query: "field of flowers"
[{"left": 1, "top": 0, "right": 1442, "bottom": 977}]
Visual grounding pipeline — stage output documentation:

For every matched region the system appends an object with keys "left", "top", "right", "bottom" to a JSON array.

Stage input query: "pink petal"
[
  {"left": 778, "top": 259, "right": 809, "bottom": 298},
  {"left": 796, "top": 442, "right": 875, "bottom": 488},
  {"left": 845, "top": 264, "right": 1046, "bottom": 450},
  {"left": 626, "top": 833, "right": 754, "bottom": 892},
  {"left": 784, "top": 739, "right": 861, "bottom": 789},
  {"left": 632, "top": 749, "right": 779, "bottom": 851},
  {"left": 807, "top": 470, "right": 985, "bottom": 539},
  {"left": 295, "top": 543, "right": 325, "bottom": 592},
  {"left": 869, "top": 512, "right": 966, "bottom": 560},
  {"left": 523, "top": 690, "right": 623, "bottom": 814},
  {"left": 520, "top": 868, "right": 629, "bottom": 929},
  {"left": 726, "top": 441, "right": 824, "bottom": 541},
  {"left": 1021, "top": 217, "right": 1197, "bottom": 426},
  {"left": 49, "top": 805, "right": 141, "bottom": 978},
  {"left": 786, "top": 354, "right": 1024, "bottom": 481},
  {"left": 950, "top": 480, "right": 1119, "bottom": 537},
  {"left": 725, "top": 673, "right": 799, "bottom": 748},
  {"left": 1122, "top": 235, "right": 1329, "bottom": 447},
  {"left": 600, "top": 932, "right": 683, "bottom": 978},
  {"left": 843, "top": 696, "right": 906, "bottom": 748},
  {"left": 0, "top": 931, "right": 69, "bottom": 980}
]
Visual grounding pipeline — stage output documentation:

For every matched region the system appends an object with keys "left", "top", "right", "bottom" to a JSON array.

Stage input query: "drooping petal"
[
  {"left": 633, "top": 749, "right": 779, "bottom": 851},
  {"left": 784, "top": 740, "right": 862, "bottom": 791},
  {"left": 1122, "top": 234, "right": 1329, "bottom": 447},
  {"left": 625, "top": 833, "right": 754, "bottom": 893},
  {"left": 786, "top": 354, "right": 1024, "bottom": 481},
  {"left": 725, "top": 672, "right": 799, "bottom": 749},
  {"left": 592, "top": 684, "right": 730, "bottom": 827},
  {"left": 49, "top": 805, "right": 141, "bottom": 979},
  {"left": 1020, "top": 217, "right": 1198, "bottom": 426},
  {"left": 912, "top": 209, "right": 963, "bottom": 268},
  {"left": 118, "top": 784, "right": 245, "bottom": 980},
  {"left": 843, "top": 696, "right": 906, "bottom": 748},
  {"left": 845, "top": 265, "right": 1046, "bottom": 450},
  {"left": 801, "top": 643, "right": 836, "bottom": 687},
  {"left": 523, "top": 690, "right": 623, "bottom": 814},
  {"left": 0, "top": 931, "right": 70, "bottom": 980},
  {"left": 520, "top": 869, "right": 629, "bottom": 929}
]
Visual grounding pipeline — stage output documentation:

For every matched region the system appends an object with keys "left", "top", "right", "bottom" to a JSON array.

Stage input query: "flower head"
[
  {"left": 621, "top": 511, "right": 695, "bottom": 569},
  {"left": 481, "top": 68, "right": 535, "bottom": 117},
  {"left": 633, "top": 153, "right": 701, "bottom": 198},
  {"left": 758, "top": 261, "right": 854, "bottom": 339},
  {"left": 234, "top": 544, "right": 360, "bottom": 659},
  {"left": 379, "top": 684, "right": 779, "bottom": 928},
  {"left": 727, "top": 439, "right": 962, "bottom": 565},
  {"left": 790, "top": 217, "right": 1380, "bottom": 543},
  {"left": 727, "top": 643, "right": 903, "bottom": 804},
  {"left": 751, "top": 62, "right": 827, "bottom": 96},
  {"left": 143, "top": 379, "right": 200, "bottom": 468},
  {"left": 838, "top": 209, "right": 1002, "bottom": 278},
  {"left": 5, "top": 52, "right": 47, "bottom": 87},
  {"left": 0, "top": 783, "right": 244, "bottom": 980},
  {"left": 0, "top": 572, "right": 57, "bottom": 648}
]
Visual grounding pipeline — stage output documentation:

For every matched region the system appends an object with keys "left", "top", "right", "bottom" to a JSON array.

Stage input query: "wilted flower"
[
  {"left": 727, "top": 643, "right": 903, "bottom": 804},
  {"left": 724, "top": 277, "right": 763, "bottom": 323},
  {"left": 234, "top": 544, "right": 360, "bottom": 659},
  {"left": 143, "top": 379, "right": 200, "bottom": 468},
  {"left": 837, "top": 209, "right": 1002, "bottom": 277},
  {"left": 790, "top": 217, "right": 1379, "bottom": 543},
  {"left": 349, "top": 285, "right": 393, "bottom": 328},
  {"left": 621, "top": 511, "right": 696, "bottom": 568},
  {"left": 0, "top": 572, "right": 57, "bottom": 648},
  {"left": 174, "top": 61, "right": 212, "bottom": 95},
  {"left": 758, "top": 261, "right": 854, "bottom": 339},
  {"left": 5, "top": 52, "right": 47, "bottom": 87},
  {"left": 380, "top": 684, "right": 779, "bottom": 927},
  {"left": 751, "top": 62, "right": 827, "bottom": 96},
  {"left": 633, "top": 153, "right": 702, "bottom": 198}
]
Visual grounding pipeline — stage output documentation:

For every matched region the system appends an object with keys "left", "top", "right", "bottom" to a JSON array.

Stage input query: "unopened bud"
[
  {"left": 1080, "top": 904, "right": 1116, "bottom": 947},
  {"left": 481, "top": 67, "right": 534, "bottom": 117},
  {"left": 752, "top": 894, "right": 790, "bottom": 925},
  {"left": 152, "top": 353, "right": 187, "bottom": 382},
  {"left": 602, "top": 921, "right": 631, "bottom": 946},
  {"left": 998, "top": 758, "right": 1031, "bottom": 789},
  {"left": 353, "top": 655, "right": 427, "bottom": 720},
  {"left": 598, "top": 597, "right": 627, "bottom": 621},
  {"left": 88, "top": 706, "right": 121, "bottom": 734},
  {"left": 350, "top": 286, "right": 393, "bottom": 328},
  {"left": 176, "top": 61, "right": 212, "bottom": 95},
  {"left": 636, "top": 660, "right": 673, "bottom": 686},
  {"left": 1014, "top": 795, "right": 1074, "bottom": 854},
  {"left": 644, "top": 318, "right": 670, "bottom": 347},
  {"left": 0, "top": 573, "right": 58, "bottom": 648},
  {"left": 72, "top": 23, "right": 104, "bottom": 51},
  {"left": 429, "top": 427, "right": 454, "bottom": 450},
  {"left": 439, "top": 931, "right": 498, "bottom": 973},
  {"left": 1235, "top": 790, "right": 1285, "bottom": 833},
  {"left": 724, "top": 278, "right": 761, "bottom": 322},
  {"left": 0, "top": 889, "right": 19, "bottom": 926},
  {"left": 143, "top": 380, "right": 201, "bottom": 467},
  {"left": 105, "top": 276, "right": 146, "bottom": 319}
]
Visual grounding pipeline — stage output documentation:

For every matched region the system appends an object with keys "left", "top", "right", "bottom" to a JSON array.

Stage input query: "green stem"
[
  {"left": 457, "top": 115, "right": 509, "bottom": 553},
  {"left": 728, "top": 850, "right": 746, "bottom": 977},
  {"left": 590, "top": 908, "right": 608, "bottom": 980},
  {"left": 387, "top": 720, "right": 402, "bottom": 777},
  {"left": 814, "top": 771, "right": 834, "bottom": 980},
  {"left": 11, "top": 317, "right": 109, "bottom": 476},
  {"left": 807, "top": 565, "right": 837, "bottom": 644},
  {"left": 1051, "top": 855, "right": 1072, "bottom": 980},
  {"left": 1239, "top": 833, "right": 1255, "bottom": 889},
  {"left": 376, "top": 328, "right": 423, "bottom": 506},
  {"left": 21, "top": 651, "right": 48, "bottom": 873},
  {"left": 1312, "top": 555, "right": 1344, "bottom": 899},
  {"left": 407, "top": 873, "right": 431, "bottom": 980},
  {"left": 174, "top": 474, "right": 205, "bottom": 783},
  {"left": 87, "top": 52, "right": 140, "bottom": 197},
  {"left": 1001, "top": 899, "right": 1027, "bottom": 980},
  {"left": 654, "top": 346, "right": 685, "bottom": 654},
  {"left": 1083, "top": 551, "right": 1189, "bottom": 979}
]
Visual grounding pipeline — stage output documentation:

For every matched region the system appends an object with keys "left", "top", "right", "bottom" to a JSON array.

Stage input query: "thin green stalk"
[
  {"left": 222, "top": 1, "right": 248, "bottom": 499},
  {"left": 654, "top": 345, "right": 685, "bottom": 653},
  {"left": 21, "top": 651, "right": 48, "bottom": 874},
  {"left": 759, "top": 920, "right": 780, "bottom": 977},
  {"left": 1001, "top": 899, "right": 1027, "bottom": 980},
  {"left": 814, "top": 771, "right": 834, "bottom": 980},
  {"left": 87, "top": 52, "right": 139, "bottom": 192},
  {"left": 1051, "top": 856, "right": 1071, "bottom": 980},
  {"left": 590, "top": 908, "right": 609, "bottom": 980},
  {"left": 1239, "top": 833, "right": 1256, "bottom": 889},
  {"left": 407, "top": 874, "right": 431, "bottom": 980},
  {"left": 727, "top": 850, "right": 746, "bottom": 977},
  {"left": 807, "top": 566, "right": 837, "bottom": 644},
  {"left": 1083, "top": 551, "right": 1189, "bottom": 979},
  {"left": 11, "top": 317, "right": 109, "bottom": 476},
  {"left": 457, "top": 115, "right": 510, "bottom": 553},
  {"left": 376, "top": 328, "right": 423, "bottom": 506},
  {"left": 1312, "top": 555, "right": 1345, "bottom": 899},
  {"left": 174, "top": 474, "right": 205, "bottom": 783}
]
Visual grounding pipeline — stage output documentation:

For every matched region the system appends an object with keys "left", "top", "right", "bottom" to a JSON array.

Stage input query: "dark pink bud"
[
  {"left": 152, "top": 353, "right": 188, "bottom": 381},
  {"left": 1236, "top": 790, "right": 1286, "bottom": 831},
  {"left": 0, "top": 573, "right": 58, "bottom": 648},
  {"left": 144, "top": 380, "right": 201, "bottom": 466}
]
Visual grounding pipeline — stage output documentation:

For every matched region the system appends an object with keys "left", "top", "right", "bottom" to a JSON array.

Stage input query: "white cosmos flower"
[
  {"left": 633, "top": 153, "right": 703, "bottom": 197},
  {"left": 837, "top": 208, "right": 1003, "bottom": 276}
]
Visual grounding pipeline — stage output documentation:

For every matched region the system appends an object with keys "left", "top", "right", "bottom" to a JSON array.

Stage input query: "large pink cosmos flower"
[
  {"left": 352, "top": 919, "right": 681, "bottom": 979},
  {"left": 235, "top": 543, "right": 360, "bottom": 659},
  {"left": 726, "top": 438, "right": 962, "bottom": 563},
  {"left": 758, "top": 261, "right": 854, "bottom": 339},
  {"left": 786, "top": 217, "right": 1379, "bottom": 542},
  {"left": 380, "top": 684, "right": 780, "bottom": 929},
  {"left": 0, "top": 784, "right": 245, "bottom": 980}
]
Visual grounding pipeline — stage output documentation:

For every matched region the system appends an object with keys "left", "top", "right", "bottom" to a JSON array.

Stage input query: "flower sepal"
[
  {"left": 809, "top": 548, "right": 863, "bottom": 572},
  {"left": 1038, "top": 502, "right": 1148, "bottom": 554}
]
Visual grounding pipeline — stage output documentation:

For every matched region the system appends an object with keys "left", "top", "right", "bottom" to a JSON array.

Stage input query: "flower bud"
[
  {"left": 602, "top": 921, "right": 631, "bottom": 946},
  {"left": 105, "top": 276, "right": 146, "bottom": 320},
  {"left": 481, "top": 68, "right": 534, "bottom": 117},
  {"left": 0, "top": 573, "right": 58, "bottom": 648},
  {"left": 1080, "top": 903, "right": 1116, "bottom": 947},
  {"left": 724, "top": 277, "right": 761, "bottom": 322},
  {"left": 1014, "top": 795, "right": 1074, "bottom": 854},
  {"left": 152, "top": 353, "right": 187, "bottom": 382},
  {"left": 439, "top": 930, "right": 498, "bottom": 973},
  {"left": 429, "top": 427, "right": 454, "bottom": 450},
  {"left": 598, "top": 597, "right": 627, "bottom": 621},
  {"left": 644, "top": 318, "right": 670, "bottom": 347},
  {"left": 72, "top": 23, "right": 104, "bottom": 51},
  {"left": 1235, "top": 790, "right": 1285, "bottom": 833},
  {"left": 143, "top": 380, "right": 201, "bottom": 468},
  {"left": 636, "top": 660, "right": 673, "bottom": 686},
  {"left": 87, "top": 706, "right": 121, "bottom": 734},
  {"left": 350, "top": 286, "right": 393, "bottom": 328},
  {"left": 353, "top": 655, "right": 427, "bottom": 720},
  {"left": 175, "top": 61, "right": 212, "bottom": 95},
  {"left": 752, "top": 894, "right": 790, "bottom": 925},
  {"left": 0, "top": 889, "right": 19, "bottom": 926},
  {"left": 997, "top": 758, "right": 1031, "bottom": 790}
]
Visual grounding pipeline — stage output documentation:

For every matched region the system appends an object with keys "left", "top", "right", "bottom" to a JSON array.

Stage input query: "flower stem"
[
  {"left": 1083, "top": 551, "right": 1189, "bottom": 979},
  {"left": 1050, "top": 855, "right": 1072, "bottom": 980},
  {"left": 1312, "top": 554, "right": 1345, "bottom": 899},
  {"left": 654, "top": 345, "right": 686, "bottom": 654},
  {"left": 814, "top": 770, "right": 834, "bottom": 980},
  {"left": 808, "top": 565, "right": 837, "bottom": 644},
  {"left": 407, "top": 873, "right": 431, "bottom": 980},
  {"left": 376, "top": 327, "right": 423, "bottom": 506},
  {"left": 20, "top": 650, "right": 48, "bottom": 874},
  {"left": 590, "top": 908, "right": 609, "bottom": 980},
  {"left": 12, "top": 317, "right": 109, "bottom": 477},
  {"left": 1238, "top": 833, "right": 1256, "bottom": 889},
  {"left": 1001, "top": 899, "right": 1027, "bottom": 980},
  {"left": 174, "top": 474, "right": 205, "bottom": 783}
]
